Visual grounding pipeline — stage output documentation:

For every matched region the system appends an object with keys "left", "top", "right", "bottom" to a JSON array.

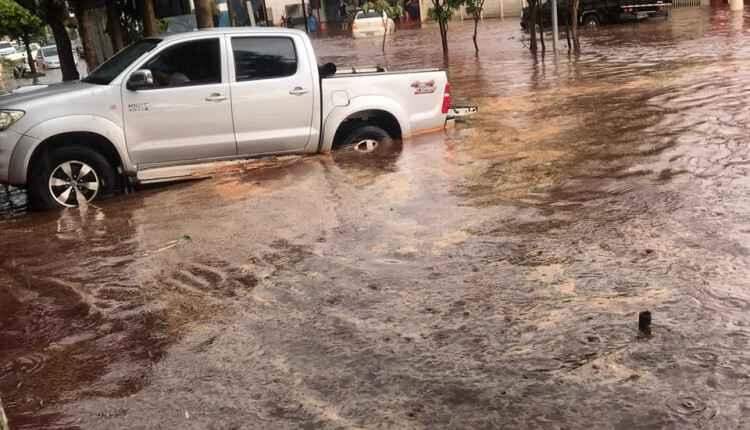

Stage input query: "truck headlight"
[{"left": 0, "top": 110, "right": 24, "bottom": 131}]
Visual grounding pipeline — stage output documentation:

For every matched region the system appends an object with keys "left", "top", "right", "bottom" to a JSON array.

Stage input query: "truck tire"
[
  {"left": 338, "top": 125, "right": 396, "bottom": 156},
  {"left": 582, "top": 14, "right": 600, "bottom": 27},
  {"left": 28, "top": 145, "right": 118, "bottom": 210}
]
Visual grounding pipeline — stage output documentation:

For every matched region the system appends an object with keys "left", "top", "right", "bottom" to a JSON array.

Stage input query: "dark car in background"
[{"left": 521, "top": 0, "right": 671, "bottom": 29}]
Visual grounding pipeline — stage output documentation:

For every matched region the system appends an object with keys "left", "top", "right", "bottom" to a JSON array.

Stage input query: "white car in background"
[
  {"left": 0, "top": 41, "right": 16, "bottom": 57},
  {"left": 37, "top": 45, "right": 78, "bottom": 69},
  {"left": 37, "top": 45, "right": 60, "bottom": 69},
  {"left": 351, "top": 10, "right": 396, "bottom": 38},
  {"left": 5, "top": 43, "right": 40, "bottom": 63}
]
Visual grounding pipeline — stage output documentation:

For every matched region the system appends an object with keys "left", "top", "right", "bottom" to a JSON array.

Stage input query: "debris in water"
[{"left": 638, "top": 311, "right": 652, "bottom": 336}]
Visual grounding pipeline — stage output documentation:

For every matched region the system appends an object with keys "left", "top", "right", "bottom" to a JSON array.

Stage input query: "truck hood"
[{"left": 0, "top": 81, "right": 99, "bottom": 109}]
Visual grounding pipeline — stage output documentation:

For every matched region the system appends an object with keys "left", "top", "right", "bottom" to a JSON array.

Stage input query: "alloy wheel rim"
[
  {"left": 353, "top": 139, "right": 379, "bottom": 153},
  {"left": 48, "top": 160, "right": 100, "bottom": 207}
]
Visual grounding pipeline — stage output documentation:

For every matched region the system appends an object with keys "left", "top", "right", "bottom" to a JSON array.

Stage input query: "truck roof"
[{"left": 157, "top": 27, "right": 308, "bottom": 43}]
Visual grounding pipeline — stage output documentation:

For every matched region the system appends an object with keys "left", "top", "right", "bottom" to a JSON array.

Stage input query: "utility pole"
[{"left": 551, "top": 0, "right": 559, "bottom": 53}]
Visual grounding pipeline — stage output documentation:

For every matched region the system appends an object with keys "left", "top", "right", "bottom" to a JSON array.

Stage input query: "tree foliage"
[
  {"left": 0, "top": 0, "right": 44, "bottom": 79},
  {"left": 428, "top": 0, "right": 463, "bottom": 56},
  {"left": 0, "top": 0, "right": 44, "bottom": 42}
]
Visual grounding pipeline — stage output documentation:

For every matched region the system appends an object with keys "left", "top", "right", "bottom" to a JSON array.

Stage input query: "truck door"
[
  {"left": 122, "top": 37, "right": 237, "bottom": 166},
  {"left": 227, "top": 35, "right": 315, "bottom": 155}
]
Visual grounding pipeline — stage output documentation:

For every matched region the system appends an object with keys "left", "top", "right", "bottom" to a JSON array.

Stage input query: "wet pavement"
[{"left": 3, "top": 7, "right": 750, "bottom": 428}]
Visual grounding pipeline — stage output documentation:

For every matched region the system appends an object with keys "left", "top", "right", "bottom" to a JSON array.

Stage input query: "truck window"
[
  {"left": 231, "top": 37, "right": 297, "bottom": 82},
  {"left": 144, "top": 38, "right": 221, "bottom": 88}
]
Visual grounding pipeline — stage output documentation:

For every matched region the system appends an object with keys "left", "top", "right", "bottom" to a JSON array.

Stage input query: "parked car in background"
[
  {"left": 5, "top": 43, "right": 40, "bottom": 63},
  {"left": 0, "top": 28, "right": 451, "bottom": 209},
  {"left": 37, "top": 45, "right": 60, "bottom": 69},
  {"left": 352, "top": 10, "right": 395, "bottom": 38},
  {"left": 0, "top": 41, "right": 16, "bottom": 57},
  {"left": 37, "top": 45, "right": 78, "bottom": 70},
  {"left": 521, "top": 0, "right": 671, "bottom": 29}
]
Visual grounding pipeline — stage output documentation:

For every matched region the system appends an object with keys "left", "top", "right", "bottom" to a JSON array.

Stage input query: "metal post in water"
[{"left": 551, "top": 0, "right": 559, "bottom": 53}]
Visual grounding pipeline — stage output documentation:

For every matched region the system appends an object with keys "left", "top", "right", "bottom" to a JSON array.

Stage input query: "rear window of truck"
[{"left": 231, "top": 37, "right": 297, "bottom": 82}]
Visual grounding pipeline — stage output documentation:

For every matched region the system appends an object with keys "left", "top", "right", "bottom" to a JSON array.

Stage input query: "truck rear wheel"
[
  {"left": 338, "top": 125, "right": 396, "bottom": 156},
  {"left": 28, "top": 145, "right": 118, "bottom": 210}
]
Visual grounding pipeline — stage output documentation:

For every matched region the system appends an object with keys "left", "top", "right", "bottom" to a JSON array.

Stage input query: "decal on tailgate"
[{"left": 411, "top": 80, "right": 436, "bottom": 95}]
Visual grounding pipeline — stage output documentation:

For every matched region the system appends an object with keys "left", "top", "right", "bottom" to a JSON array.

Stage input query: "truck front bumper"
[{"left": 0, "top": 128, "right": 23, "bottom": 185}]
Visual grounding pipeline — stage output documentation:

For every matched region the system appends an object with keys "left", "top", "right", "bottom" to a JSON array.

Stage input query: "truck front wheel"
[
  {"left": 28, "top": 145, "right": 118, "bottom": 210},
  {"left": 338, "top": 125, "right": 396, "bottom": 156}
]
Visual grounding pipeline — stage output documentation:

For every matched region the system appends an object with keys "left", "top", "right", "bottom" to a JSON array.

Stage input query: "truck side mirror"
[{"left": 127, "top": 69, "right": 154, "bottom": 91}]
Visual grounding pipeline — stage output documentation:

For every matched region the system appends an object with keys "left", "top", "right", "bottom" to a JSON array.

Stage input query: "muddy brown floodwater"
[{"left": 3, "top": 7, "right": 750, "bottom": 429}]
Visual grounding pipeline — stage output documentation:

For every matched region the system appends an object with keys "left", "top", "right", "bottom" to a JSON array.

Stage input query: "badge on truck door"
[{"left": 411, "top": 80, "right": 436, "bottom": 95}]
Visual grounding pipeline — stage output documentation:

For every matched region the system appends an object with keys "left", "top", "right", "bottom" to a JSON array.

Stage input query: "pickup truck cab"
[{"left": 0, "top": 28, "right": 450, "bottom": 209}]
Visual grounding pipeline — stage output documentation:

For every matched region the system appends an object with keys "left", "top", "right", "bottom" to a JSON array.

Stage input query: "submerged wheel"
[
  {"left": 28, "top": 145, "right": 117, "bottom": 210},
  {"left": 338, "top": 125, "right": 396, "bottom": 156},
  {"left": 582, "top": 14, "right": 600, "bottom": 27}
]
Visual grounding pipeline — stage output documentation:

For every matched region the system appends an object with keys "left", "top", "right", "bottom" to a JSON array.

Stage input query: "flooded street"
[{"left": 3, "top": 7, "right": 750, "bottom": 428}]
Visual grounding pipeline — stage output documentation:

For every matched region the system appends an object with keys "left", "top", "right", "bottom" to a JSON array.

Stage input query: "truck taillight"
[{"left": 441, "top": 83, "right": 451, "bottom": 114}]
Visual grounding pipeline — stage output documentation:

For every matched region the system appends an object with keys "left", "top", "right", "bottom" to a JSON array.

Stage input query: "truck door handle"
[
  {"left": 289, "top": 87, "right": 309, "bottom": 96},
  {"left": 205, "top": 93, "right": 227, "bottom": 102}
]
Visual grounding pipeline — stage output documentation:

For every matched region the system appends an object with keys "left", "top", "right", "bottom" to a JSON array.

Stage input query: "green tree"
[
  {"left": 464, "top": 0, "right": 485, "bottom": 55},
  {"left": 428, "top": 0, "right": 463, "bottom": 57},
  {"left": 364, "top": 0, "right": 403, "bottom": 53},
  {"left": 17, "top": 0, "right": 80, "bottom": 81},
  {"left": 0, "top": 0, "right": 45, "bottom": 80}
]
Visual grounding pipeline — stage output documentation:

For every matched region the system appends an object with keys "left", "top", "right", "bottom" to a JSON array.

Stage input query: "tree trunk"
[
  {"left": 107, "top": 1, "right": 125, "bottom": 51},
  {"left": 228, "top": 0, "right": 237, "bottom": 25},
  {"left": 528, "top": 2, "right": 537, "bottom": 53},
  {"left": 239, "top": 0, "right": 251, "bottom": 24},
  {"left": 571, "top": 0, "right": 580, "bottom": 52},
  {"left": 74, "top": 0, "right": 100, "bottom": 70},
  {"left": 21, "top": 33, "right": 38, "bottom": 83},
  {"left": 143, "top": 0, "right": 159, "bottom": 36},
  {"left": 439, "top": 20, "right": 448, "bottom": 56},
  {"left": 48, "top": 4, "right": 80, "bottom": 81},
  {"left": 302, "top": 0, "right": 309, "bottom": 33},
  {"left": 195, "top": 0, "right": 215, "bottom": 29},
  {"left": 472, "top": 16, "right": 479, "bottom": 55},
  {"left": 382, "top": 17, "right": 387, "bottom": 53},
  {"left": 536, "top": 5, "right": 545, "bottom": 53}
]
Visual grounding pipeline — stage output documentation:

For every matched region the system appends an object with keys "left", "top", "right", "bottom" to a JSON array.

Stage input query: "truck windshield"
[{"left": 83, "top": 39, "right": 161, "bottom": 85}]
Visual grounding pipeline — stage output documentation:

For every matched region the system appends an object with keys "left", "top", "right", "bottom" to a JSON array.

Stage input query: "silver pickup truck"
[{"left": 0, "top": 28, "right": 450, "bottom": 209}]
